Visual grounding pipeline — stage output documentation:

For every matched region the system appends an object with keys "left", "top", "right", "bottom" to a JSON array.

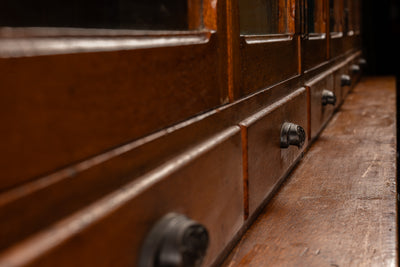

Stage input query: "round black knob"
[
  {"left": 321, "top": 90, "right": 337, "bottom": 106},
  {"left": 139, "top": 213, "right": 209, "bottom": 267},
  {"left": 350, "top": 64, "right": 361, "bottom": 74},
  {"left": 280, "top": 122, "right": 306, "bottom": 149},
  {"left": 341, "top": 74, "right": 351, "bottom": 86},
  {"left": 358, "top": 58, "right": 367, "bottom": 66}
]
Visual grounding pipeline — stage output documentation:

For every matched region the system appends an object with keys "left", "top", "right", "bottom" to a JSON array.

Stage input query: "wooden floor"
[{"left": 222, "top": 77, "right": 398, "bottom": 267}]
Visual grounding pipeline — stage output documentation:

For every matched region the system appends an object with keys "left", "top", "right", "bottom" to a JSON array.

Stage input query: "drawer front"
[
  {"left": 333, "top": 63, "right": 350, "bottom": 104},
  {"left": 302, "top": 38, "right": 328, "bottom": 72},
  {"left": 0, "top": 127, "right": 244, "bottom": 267},
  {"left": 240, "top": 88, "right": 308, "bottom": 216},
  {"left": 348, "top": 57, "right": 362, "bottom": 89},
  {"left": 0, "top": 34, "right": 225, "bottom": 192},
  {"left": 330, "top": 36, "right": 344, "bottom": 59},
  {"left": 239, "top": 38, "right": 298, "bottom": 97},
  {"left": 306, "top": 72, "right": 335, "bottom": 140}
]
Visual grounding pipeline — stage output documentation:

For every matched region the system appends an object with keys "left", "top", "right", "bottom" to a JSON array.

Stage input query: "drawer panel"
[
  {"left": 0, "top": 33, "right": 225, "bottom": 192},
  {"left": 240, "top": 88, "right": 308, "bottom": 216},
  {"left": 306, "top": 71, "right": 335, "bottom": 140},
  {"left": 332, "top": 62, "right": 350, "bottom": 104},
  {"left": 0, "top": 127, "right": 244, "bottom": 267},
  {"left": 330, "top": 36, "right": 344, "bottom": 59},
  {"left": 348, "top": 57, "right": 362, "bottom": 89},
  {"left": 239, "top": 38, "right": 298, "bottom": 97},
  {"left": 302, "top": 38, "right": 328, "bottom": 72}
]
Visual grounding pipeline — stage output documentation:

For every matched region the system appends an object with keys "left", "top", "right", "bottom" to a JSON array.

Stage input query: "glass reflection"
[{"left": 0, "top": 0, "right": 190, "bottom": 30}]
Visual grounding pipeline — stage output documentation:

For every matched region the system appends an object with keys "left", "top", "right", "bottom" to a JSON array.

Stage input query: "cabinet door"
[
  {"left": 0, "top": 0, "right": 232, "bottom": 191},
  {"left": 237, "top": 0, "right": 299, "bottom": 97}
]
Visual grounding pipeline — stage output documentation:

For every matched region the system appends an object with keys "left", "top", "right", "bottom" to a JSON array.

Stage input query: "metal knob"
[
  {"left": 280, "top": 122, "right": 306, "bottom": 149},
  {"left": 139, "top": 213, "right": 209, "bottom": 267},
  {"left": 322, "top": 90, "right": 337, "bottom": 106},
  {"left": 358, "top": 58, "right": 367, "bottom": 66},
  {"left": 341, "top": 74, "right": 352, "bottom": 86},
  {"left": 350, "top": 64, "right": 361, "bottom": 74}
]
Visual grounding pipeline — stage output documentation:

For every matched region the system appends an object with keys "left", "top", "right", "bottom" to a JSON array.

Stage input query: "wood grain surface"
[
  {"left": 240, "top": 88, "right": 308, "bottom": 217},
  {"left": 0, "top": 0, "right": 231, "bottom": 191},
  {"left": 222, "top": 76, "right": 397, "bottom": 267},
  {"left": 306, "top": 70, "right": 335, "bottom": 140},
  {"left": 239, "top": 37, "right": 299, "bottom": 97},
  {"left": 0, "top": 127, "right": 244, "bottom": 267},
  {"left": 0, "top": 33, "right": 223, "bottom": 191},
  {"left": 0, "top": 51, "right": 362, "bottom": 253},
  {"left": 332, "top": 60, "right": 347, "bottom": 105},
  {"left": 302, "top": 38, "right": 328, "bottom": 72}
]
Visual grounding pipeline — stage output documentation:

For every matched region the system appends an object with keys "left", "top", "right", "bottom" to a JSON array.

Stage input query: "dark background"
[{"left": 362, "top": 0, "right": 400, "bottom": 76}]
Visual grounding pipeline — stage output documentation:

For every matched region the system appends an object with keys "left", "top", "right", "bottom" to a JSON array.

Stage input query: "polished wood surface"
[
  {"left": 302, "top": 38, "right": 328, "bottom": 71},
  {"left": 0, "top": 0, "right": 363, "bottom": 191},
  {"left": 331, "top": 60, "right": 347, "bottom": 104},
  {"left": 222, "top": 76, "right": 397, "bottom": 266},
  {"left": 0, "top": 52, "right": 356, "bottom": 253},
  {"left": 0, "top": 127, "right": 244, "bottom": 267},
  {"left": 0, "top": 51, "right": 362, "bottom": 257},
  {"left": 0, "top": 0, "right": 231, "bottom": 192},
  {"left": 239, "top": 38, "right": 299, "bottom": 97},
  {"left": 0, "top": 1, "right": 368, "bottom": 266},
  {"left": 306, "top": 71, "right": 334, "bottom": 139}
]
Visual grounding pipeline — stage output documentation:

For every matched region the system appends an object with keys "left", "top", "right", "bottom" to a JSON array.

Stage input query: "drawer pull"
[
  {"left": 358, "top": 58, "right": 367, "bottom": 66},
  {"left": 322, "top": 90, "right": 337, "bottom": 106},
  {"left": 350, "top": 64, "right": 361, "bottom": 74},
  {"left": 341, "top": 74, "right": 352, "bottom": 86},
  {"left": 280, "top": 122, "right": 306, "bottom": 149},
  {"left": 139, "top": 213, "right": 209, "bottom": 267}
]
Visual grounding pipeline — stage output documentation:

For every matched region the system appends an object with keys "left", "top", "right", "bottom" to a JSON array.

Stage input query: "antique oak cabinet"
[{"left": 0, "top": 1, "right": 392, "bottom": 267}]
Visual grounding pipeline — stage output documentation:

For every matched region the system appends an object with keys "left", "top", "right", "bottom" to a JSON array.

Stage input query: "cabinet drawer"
[
  {"left": 333, "top": 62, "right": 351, "bottom": 104},
  {"left": 330, "top": 36, "right": 344, "bottom": 59},
  {"left": 0, "top": 31, "right": 226, "bottom": 192},
  {"left": 240, "top": 88, "right": 308, "bottom": 217},
  {"left": 348, "top": 57, "right": 362, "bottom": 90},
  {"left": 239, "top": 38, "right": 298, "bottom": 97},
  {"left": 0, "top": 127, "right": 244, "bottom": 267},
  {"left": 306, "top": 71, "right": 335, "bottom": 140}
]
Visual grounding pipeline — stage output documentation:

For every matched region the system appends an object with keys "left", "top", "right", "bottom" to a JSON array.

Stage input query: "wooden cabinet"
[{"left": 0, "top": 1, "right": 366, "bottom": 266}]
